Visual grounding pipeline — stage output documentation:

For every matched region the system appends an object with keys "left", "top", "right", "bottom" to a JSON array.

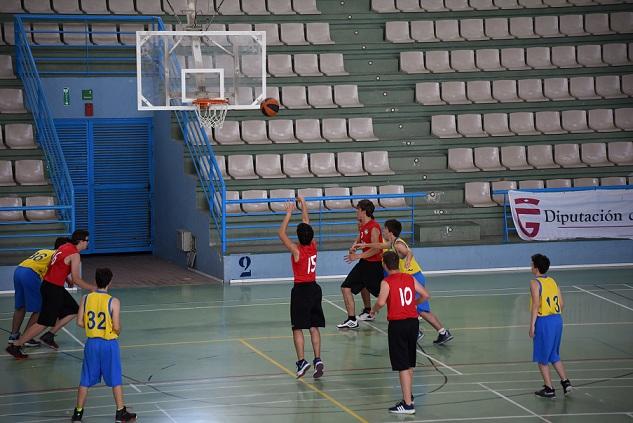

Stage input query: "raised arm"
[
  {"left": 297, "top": 196, "right": 309, "bottom": 224},
  {"left": 354, "top": 240, "right": 390, "bottom": 250},
  {"left": 278, "top": 201, "right": 300, "bottom": 259},
  {"left": 111, "top": 297, "right": 121, "bottom": 335}
]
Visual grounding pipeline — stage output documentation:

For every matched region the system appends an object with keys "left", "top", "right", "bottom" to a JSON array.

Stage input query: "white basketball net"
[{"left": 193, "top": 99, "right": 229, "bottom": 129}]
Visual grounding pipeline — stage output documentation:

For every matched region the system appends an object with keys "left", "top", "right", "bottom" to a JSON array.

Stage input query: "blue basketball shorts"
[
  {"left": 412, "top": 272, "right": 431, "bottom": 313},
  {"left": 13, "top": 266, "right": 42, "bottom": 312},
  {"left": 533, "top": 314, "right": 563, "bottom": 365},
  {"left": 80, "top": 338, "right": 123, "bottom": 388}
]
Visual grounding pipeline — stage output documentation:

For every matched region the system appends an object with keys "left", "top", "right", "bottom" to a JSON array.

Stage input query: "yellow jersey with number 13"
[
  {"left": 19, "top": 249, "right": 55, "bottom": 280},
  {"left": 534, "top": 276, "right": 561, "bottom": 317},
  {"left": 83, "top": 291, "right": 118, "bottom": 340},
  {"left": 390, "top": 238, "right": 423, "bottom": 275}
]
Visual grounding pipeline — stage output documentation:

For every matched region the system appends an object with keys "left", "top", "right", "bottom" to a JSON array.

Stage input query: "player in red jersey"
[
  {"left": 337, "top": 199, "right": 384, "bottom": 329},
  {"left": 6, "top": 230, "right": 95, "bottom": 359},
  {"left": 278, "top": 196, "right": 325, "bottom": 379},
  {"left": 371, "top": 251, "right": 429, "bottom": 415}
]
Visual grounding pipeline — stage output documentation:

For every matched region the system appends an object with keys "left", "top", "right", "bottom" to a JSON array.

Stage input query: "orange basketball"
[{"left": 260, "top": 97, "right": 280, "bottom": 117}]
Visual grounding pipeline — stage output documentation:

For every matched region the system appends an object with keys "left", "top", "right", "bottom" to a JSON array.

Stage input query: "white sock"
[{"left": 438, "top": 328, "right": 446, "bottom": 335}]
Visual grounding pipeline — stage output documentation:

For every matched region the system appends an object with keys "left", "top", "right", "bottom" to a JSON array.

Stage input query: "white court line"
[
  {"left": 478, "top": 382, "right": 551, "bottom": 423},
  {"left": 624, "top": 284, "right": 633, "bottom": 290},
  {"left": 155, "top": 403, "right": 177, "bottom": 423},
  {"left": 387, "top": 411, "right": 633, "bottom": 423},
  {"left": 4, "top": 377, "right": 633, "bottom": 418},
  {"left": 574, "top": 285, "right": 633, "bottom": 312},
  {"left": 323, "top": 298, "right": 463, "bottom": 376},
  {"left": 61, "top": 327, "right": 84, "bottom": 347},
  {"left": 3, "top": 320, "right": 632, "bottom": 361},
  {"left": 129, "top": 384, "right": 141, "bottom": 393}
]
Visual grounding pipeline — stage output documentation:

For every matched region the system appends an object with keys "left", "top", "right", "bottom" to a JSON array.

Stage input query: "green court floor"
[{"left": 1, "top": 267, "right": 633, "bottom": 423}]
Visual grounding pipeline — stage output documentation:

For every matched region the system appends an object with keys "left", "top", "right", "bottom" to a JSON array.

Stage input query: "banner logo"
[{"left": 514, "top": 197, "right": 541, "bottom": 238}]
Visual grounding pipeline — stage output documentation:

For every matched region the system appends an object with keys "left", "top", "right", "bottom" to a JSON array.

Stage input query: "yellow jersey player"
[
  {"left": 355, "top": 219, "right": 453, "bottom": 345},
  {"left": 8, "top": 237, "right": 69, "bottom": 347},
  {"left": 71, "top": 268, "right": 136, "bottom": 422},
  {"left": 529, "top": 254, "right": 572, "bottom": 398}
]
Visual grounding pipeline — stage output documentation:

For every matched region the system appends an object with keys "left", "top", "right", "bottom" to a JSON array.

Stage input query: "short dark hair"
[
  {"left": 384, "top": 219, "right": 402, "bottom": 238},
  {"left": 95, "top": 268, "right": 113, "bottom": 289},
  {"left": 531, "top": 254, "right": 550, "bottom": 274},
  {"left": 383, "top": 251, "right": 400, "bottom": 271},
  {"left": 54, "top": 237, "right": 70, "bottom": 249},
  {"left": 296, "top": 223, "right": 314, "bottom": 246},
  {"left": 70, "top": 229, "right": 89, "bottom": 245},
  {"left": 356, "top": 199, "right": 375, "bottom": 219}
]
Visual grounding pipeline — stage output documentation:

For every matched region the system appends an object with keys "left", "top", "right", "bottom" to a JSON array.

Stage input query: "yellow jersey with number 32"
[
  {"left": 83, "top": 291, "right": 118, "bottom": 340},
  {"left": 19, "top": 249, "right": 55, "bottom": 280},
  {"left": 390, "top": 238, "right": 423, "bottom": 275},
  {"left": 533, "top": 276, "right": 561, "bottom": 317}
]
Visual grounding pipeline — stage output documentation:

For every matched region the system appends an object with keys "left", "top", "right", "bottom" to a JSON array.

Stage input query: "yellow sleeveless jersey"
[
  {"left": 532, "top": 276, "right": 561, "bottom": 317},
  {"left": 83, "top": 291, "right": 118, "bottom": 340},
  {"left": 19, "top": 249, "right": 55, "bottom": 280},
  {"left": 389, "top": 238, "right": 423, "bottom": 275}
]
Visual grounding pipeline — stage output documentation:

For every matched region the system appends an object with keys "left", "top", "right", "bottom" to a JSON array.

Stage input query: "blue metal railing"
[
  {"left": 494, "top": 185, "right": 633, "bottom": 241},
  {"left": 17, "top": 15, "right": 163, "bottom": 76},
  {"left": 5, "top": 16, "right": 76, "bottom": 251},
  {"left": 224, "top": 193, "right": 427, "bottom": 248}
]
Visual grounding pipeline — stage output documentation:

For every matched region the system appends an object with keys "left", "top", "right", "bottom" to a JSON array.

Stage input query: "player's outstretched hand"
[
  {"left": 369, "top": 309, "right": 377, "bottom": 318},
  {"left": 344, "top": 253, "right": 359, "bottom": 263},
  {"left": 284, "top": 201, "right": 296, "bottom": 213}
]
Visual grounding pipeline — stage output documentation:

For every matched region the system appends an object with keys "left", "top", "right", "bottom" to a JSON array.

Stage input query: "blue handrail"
[
  {"left": 7, "top": 15, "right": 76, "bottom": 251},
  {"left": 493, "top": 185, "right": 633, "bottom": 242}
]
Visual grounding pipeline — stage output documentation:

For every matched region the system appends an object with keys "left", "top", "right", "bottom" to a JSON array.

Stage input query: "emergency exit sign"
[{"left": 82, "top": 89, "right": 93, "bottom": 100}]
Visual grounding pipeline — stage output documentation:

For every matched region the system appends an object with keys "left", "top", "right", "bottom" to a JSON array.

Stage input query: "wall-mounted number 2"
[{"left": 239, "top": 256, "right": 252, "bottom": 277}]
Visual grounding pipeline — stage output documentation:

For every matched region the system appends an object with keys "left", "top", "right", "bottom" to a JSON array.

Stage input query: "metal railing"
[
  {"left": 494, "top": 185, "right": 633, "bottom": 242},
  {"left": 224, "top": 193, "right": 427, "bottom": 248},
  {"left": 17, "top": 15, "right": 163, "bottom": 76},
  {"left": 4, "top": 16, "right": 76, "bottom": 251}
]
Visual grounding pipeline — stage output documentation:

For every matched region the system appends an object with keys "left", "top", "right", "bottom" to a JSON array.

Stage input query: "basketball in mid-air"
[{"left": 260, "top": 97, "right": 280, "bottom": 117}]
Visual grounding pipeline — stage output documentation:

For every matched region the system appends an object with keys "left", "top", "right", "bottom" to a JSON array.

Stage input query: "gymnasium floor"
[{"left": 1, "top": 267, "right": 632, "bottom": 423}]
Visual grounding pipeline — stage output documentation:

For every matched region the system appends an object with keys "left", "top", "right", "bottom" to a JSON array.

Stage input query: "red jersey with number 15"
[
  {"left": 292, "top": 241, "right": 317, "bottom": 284},
  {"left": 44, "top": 243, "right": 78, "bottom": 287},
  {"left": 385, "top": 273, "right": 418, "bottom": 321},
  {"left": 359, "top": 219, "right": 383, "bottom": 262}
]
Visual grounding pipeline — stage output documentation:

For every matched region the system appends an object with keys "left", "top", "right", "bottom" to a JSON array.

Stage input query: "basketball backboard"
[{"left": 136, "top": 30, "right": 266, "bottom": 111}]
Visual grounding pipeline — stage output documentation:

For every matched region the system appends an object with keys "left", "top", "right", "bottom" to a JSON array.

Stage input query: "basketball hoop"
[{"left": 192, "top": 98, "right": 229, "bottom": 129}]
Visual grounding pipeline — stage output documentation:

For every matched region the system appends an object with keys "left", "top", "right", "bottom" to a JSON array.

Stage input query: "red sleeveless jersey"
[
  {"left": 359, "top": 219, "right": 383, "bottom": 262},
  {"left": 291, "top": 241, "right": 317, "bottom": 284},
  {"left": 385, "top": 273, "right": 419, "bottom": 321},
  {"left": 44, "top": 243, "right": 78, "bottom": 286}
]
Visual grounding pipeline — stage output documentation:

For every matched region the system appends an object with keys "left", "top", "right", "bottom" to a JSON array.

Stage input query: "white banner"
[{"left": 508, "top": 189, "right": 633, "bottom": 241}]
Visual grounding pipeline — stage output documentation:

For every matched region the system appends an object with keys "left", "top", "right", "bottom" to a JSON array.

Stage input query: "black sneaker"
[
  {"left": 313, "top": 358, "right": 324, "bottom": 379},
  {"left": 24, "top": 339, "right": 42, "bottom": 348},
  {"left": 336, "top": 318, "right": 359, "bottom": 329},
  {"left": 115, "top": 406, "right": 136, "bottom": 422},
  {"left": 40, "top": 332, "right": 59, "bottom": 350},
  {"left": 560, "top": 379, "right": 572, "bottom": 395},
  {"left": 296, "top": 359, "right": 310, "bottom": 378},
  {"left": 534, "top": 385, "right": 556, "bottom": 398},
  {"left": 5, "top": 344, "right": 28, "bottom": 360},
  {"left": 433, "top": 330, "right": 454, "bottom": 345},
  {"left": 388, "top": 400, "right": 415, "bottom": 415},
  {"left": 71, "top": 407, "right": 83, "bottom": 422},
  {"left": 8, "top": 332, "right": 19, "bottom": 344}
]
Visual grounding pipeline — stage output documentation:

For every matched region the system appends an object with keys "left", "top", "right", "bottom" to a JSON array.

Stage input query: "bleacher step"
[{"left": 414, "top": 221, "right": 480, "bottom": 243}]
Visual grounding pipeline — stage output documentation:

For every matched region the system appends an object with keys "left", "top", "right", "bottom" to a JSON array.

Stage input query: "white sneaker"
[
  {"left": 336, "top": 318, "right": 359, "bottom": 329},
  {"left": 357, "top": 311, "right": 374, "bottom": 321}
]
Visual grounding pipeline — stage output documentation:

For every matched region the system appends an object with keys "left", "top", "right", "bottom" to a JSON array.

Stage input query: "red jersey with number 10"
[
  {"left": 44, "top": 243, "right": 78, "bottom": 287},
  {"left": 292, "top": 241, "right": 317, "bottom": 284},
  {"left": 385, "top": 273, "right": 418, "bottom": 321},
  {"left": 359, "top": 219, "right": 383, "bottom": 262}
]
